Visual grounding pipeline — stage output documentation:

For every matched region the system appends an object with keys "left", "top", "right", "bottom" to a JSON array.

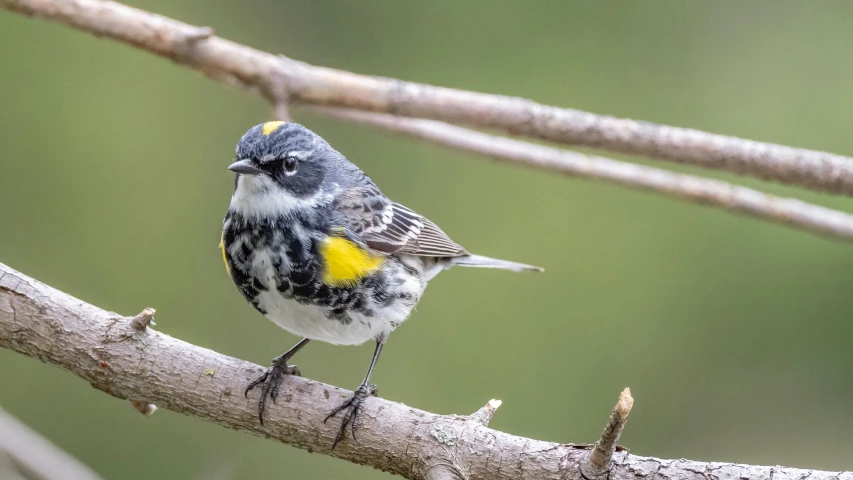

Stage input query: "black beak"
[{"left": 228, "top": 159, "right": 263, "bottom": 175}]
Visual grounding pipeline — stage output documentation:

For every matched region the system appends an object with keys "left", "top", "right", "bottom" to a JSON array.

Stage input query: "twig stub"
[
  {"left": 129, "top": 308, "right": 156, "bottom": 331},
  {"left": 580, "top": 388, "right": 634, "bottom": 480},
  {"left": 274, "top": 102, "right": 292, "bottom": 122},
  {"left": 469, "top": 399, "right": 502, "bottom": 427},
  {"left": 128, "top": 400, "right": 158, "bottom": 416},
  {"left": 180, "top": 26, "right": 213, "bottom": 44}
]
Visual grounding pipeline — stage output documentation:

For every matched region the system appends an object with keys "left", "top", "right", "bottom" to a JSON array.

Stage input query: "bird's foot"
[
  {"left": 244, "top": 359, "right": 302, "bottom": 425},
  {"left": 324, "top": 383, "right": 378, "bottom": 449}
]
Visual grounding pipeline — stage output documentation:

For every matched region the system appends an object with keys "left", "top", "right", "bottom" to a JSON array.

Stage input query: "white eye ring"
[{"left": 283, "top": 156, "right": 298, "bottom": 176}]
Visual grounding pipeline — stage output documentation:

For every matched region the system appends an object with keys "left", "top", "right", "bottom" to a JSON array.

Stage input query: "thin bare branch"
[
  {"left": 274, "top": 102, "right": 292, "bottom": 123},
  {"left": 2, "top": 0, "right": 853, "bottom": 195},
  {"left": 0, "top": 262, "right": 847, "bottom": 480},
  {"left": 313, "top": 107, "right": 853, "bottom": 243},
  {"left": 0, "top": 404, "right": 103, "bottom": 480}
]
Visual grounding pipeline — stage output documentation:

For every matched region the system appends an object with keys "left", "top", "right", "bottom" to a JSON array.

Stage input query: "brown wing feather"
[{"left": 333, "top": 188, "right": 468, "bottom": 257}]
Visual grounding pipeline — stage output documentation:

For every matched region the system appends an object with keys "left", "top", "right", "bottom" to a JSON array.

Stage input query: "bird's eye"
[{"left": 283, "top": 156, "right": 298, "bottom": 175}]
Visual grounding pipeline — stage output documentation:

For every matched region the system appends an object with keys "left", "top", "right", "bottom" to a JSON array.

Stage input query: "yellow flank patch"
[
  {"left": 320, "top": 236, "right": 384, "bottom": 288},
  {"left": 219, "top": 235, "right": 231, "bottom": 276},
  {"left": 262, "top": 121, "right": 285, "bottom": 136}
]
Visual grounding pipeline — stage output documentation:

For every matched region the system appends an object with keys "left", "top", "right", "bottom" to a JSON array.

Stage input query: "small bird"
[{"left": 221, "top": 121, "right": 541, "bottom": 447}]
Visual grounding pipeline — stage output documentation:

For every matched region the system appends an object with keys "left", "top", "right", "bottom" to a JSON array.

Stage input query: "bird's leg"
[
  {"left": 324, "top": 340, "right": 383, "bottom": 449},
  {"left": 245, "top": 337, "right": 310, "bottom": 425}
]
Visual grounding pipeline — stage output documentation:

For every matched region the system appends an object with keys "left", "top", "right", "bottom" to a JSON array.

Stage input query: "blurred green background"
[{"left": 3, "top": 1, "right": 853, "bottom": 478}]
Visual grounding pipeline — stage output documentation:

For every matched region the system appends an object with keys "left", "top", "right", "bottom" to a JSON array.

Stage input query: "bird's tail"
[{"left": 450, "top": 254, "right": 543, "bottom": 273}]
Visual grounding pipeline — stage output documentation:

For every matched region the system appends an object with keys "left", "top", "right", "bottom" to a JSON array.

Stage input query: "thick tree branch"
[
  {"left": 2, "top": 2, "right": 852, "bottom": 476},
  {"left": 313, "top": 107, "right": 853, "bottom": 243},
  {"left": 3, "top": 0, "right": 853, "bottom": 196},
  {"left": 1, "top": 262, "right": 849, "bottom": 480}
]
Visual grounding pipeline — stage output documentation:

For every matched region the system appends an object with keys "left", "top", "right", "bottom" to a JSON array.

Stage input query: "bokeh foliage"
[{"left": 2, "top": 1, "right": 853, "bottom": 478}]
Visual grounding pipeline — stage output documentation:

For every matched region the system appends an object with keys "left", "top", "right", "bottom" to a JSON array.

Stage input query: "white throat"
[{"left": 229, "top": 175, "right": 330, "bottom": 219}]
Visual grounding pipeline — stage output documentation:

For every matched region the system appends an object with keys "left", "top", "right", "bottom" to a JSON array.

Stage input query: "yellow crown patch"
[{"left": 262, "top": 121, "right": 285, "bottom": 136}]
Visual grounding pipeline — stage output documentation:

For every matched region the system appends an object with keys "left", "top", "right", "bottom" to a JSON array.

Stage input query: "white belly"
[
  {"left": 254, "top": 265, "right": 426, "bottom": 346},
  {"left": 240, "top": 240, "right": 429, "bottom": 345},
  {"left": 254, "top": 291, "right": 398, "bottom": 345}
]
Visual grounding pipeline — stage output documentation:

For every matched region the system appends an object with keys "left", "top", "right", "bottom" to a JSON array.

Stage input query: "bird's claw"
[
  {"left": 245, "top": 360, "right": 301, "bottom": 425},
  {"left": 324, "top": 383, "right": 378, "bottom": 449}
]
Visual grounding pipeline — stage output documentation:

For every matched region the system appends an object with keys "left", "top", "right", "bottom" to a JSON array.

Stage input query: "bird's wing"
[{"left": 333, "top": 187, "right": 468, "bottom": 257}]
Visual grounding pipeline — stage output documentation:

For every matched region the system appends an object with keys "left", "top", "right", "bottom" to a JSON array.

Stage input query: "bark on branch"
[
  {"left": 1, "top": 0, "right": 853, "bottom": 249},
  {"left": 0, "top": 262, "right": 848, "bottom": 480},
  {"left": 4, "top": 0, "right": 853, "bottom": 247},
  {"left": 2, "top": 2, "right": 852, "bottom": 477},
  {"left": 3, "top": 0, "right": 853, "bottom": 197},
  {"left": 312, "top": 107, "right": 853, "bottom": 243}
]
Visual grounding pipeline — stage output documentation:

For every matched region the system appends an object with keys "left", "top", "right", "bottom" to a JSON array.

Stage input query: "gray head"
[
  {"left": 229, "top": 122, "right": 340, "bottom": 198},
  {"left": 228, "top": 122, "right": 356, "bottom": 219}
]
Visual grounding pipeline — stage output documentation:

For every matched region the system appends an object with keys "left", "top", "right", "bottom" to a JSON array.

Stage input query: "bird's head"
[{"left": 229, "top": 121, "right": 333, "bottom": 196}]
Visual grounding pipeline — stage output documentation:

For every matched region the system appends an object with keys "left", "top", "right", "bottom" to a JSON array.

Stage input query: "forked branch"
[
  {"left": 0, "top": 0, "right": 853, "bottom": 244},
  {"left": 4, "top": 0, "right": 853, "bottom": 195},
  {"left": 312, "top": 107, "right": 853, "bottom": 242}
]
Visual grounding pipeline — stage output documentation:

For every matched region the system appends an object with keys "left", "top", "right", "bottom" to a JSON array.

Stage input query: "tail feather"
[{"left": 451, "top": 254, "right": 543, "bottom": 272}]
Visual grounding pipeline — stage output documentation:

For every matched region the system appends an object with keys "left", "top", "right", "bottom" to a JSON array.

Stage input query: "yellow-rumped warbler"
[{"left": 221, "top": 121, "right": 542, "bottom": 446}]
